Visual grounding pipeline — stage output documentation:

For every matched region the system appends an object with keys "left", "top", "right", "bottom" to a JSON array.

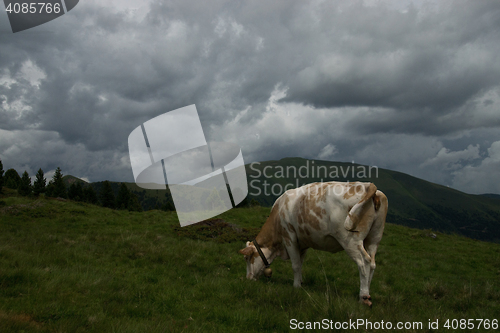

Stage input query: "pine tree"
[
  {"left": 162, "top": 187, "right": 175, "bottom": 211},
  {"left": 235, "top": 197, "right": 249, "bottom": 208},
  {"left": 51, "top": 167, "right": 67, "bottom": 198},
  {"left": 68, "top": 182, "right": 84, "bottom": 201},
  {"left": 250, "top": 199, "right": 260, "bottom": 207},
  {"left": 0, "top": 160, "right": 4, "bottom": 193},
  {"left": 18, "top": 171, "right": 32, "bottom": 196},
  {"left": 33, "top": 168, "right": 46, "bottom": 196},
  {"left": 83, "top": 186, "right": 98, "bottom": 205},
  {"left": 116, "top": 183, "right": 130, "bottom": 210},
  {"left": 45, "top": 180, "right": 55, "bottom": 197},
  {"left": 75, "top": 182, "right": 84, "bottom": 201},
  {"left": 128, "top": 193, "right": 143, "bottom": 212},
  {"left": 6, "top": 178, "right": 17, "bottom": 189},
  {"left": 68, "top": 183, "right": 77, "bottom": 200},
  {"left": 162, "top": 200, "right": 175, "bottom": 211},
  {"left": 4, "top": 169, "right": 21, "bottom": 189},
  {"left": 99, "top": 181, "right": 115, "bottom": 209}
]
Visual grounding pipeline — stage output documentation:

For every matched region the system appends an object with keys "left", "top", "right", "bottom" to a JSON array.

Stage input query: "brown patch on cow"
[
  {"left": 283, "top": 193, "right": 291, "bottom": 211},
  {"left": 312, "top": 182, "right": 328, "bottom": 199},
  {"left": 343, "top": 182, "right": 364, "bottom": 199},
  {"left": 239, "top": 243, "right": 260, "bottom": 264},
  {"left": 304, "top": 202, "right": 322, "bottom": 230},
  {"left": 296, "top": 196, "right": 306, "bottom": 225},
  {"left": 360, "top": 183, "right": 377, "bottom": 204},
  {"left": 239, "top": 247, "right": 254, "bottom": 256},
  {"left": 279, "top": 210, "right": 286, "bottom": 221},
  {"left": 299, "top": 190, "right": 324, "bottom": 231},
  {"left": 255, "top": 204, "right": 280, "bottom": 248},
  {"left": 308, "top": 216, "right": 321, "bottom": 230},
  {"left": 342, "top": 183, "right": 354, "bottom": 199},
  {"left": 298, "top": 212, "right": 304, "bottom": 225},
  {"left": 311, "top": 202, "right": 324, "bottom": 219},
  {"left": 300, "top": 211, "right": 321, "bottom": 230},
  {"left": 320, "top": 182, "right": 330, "bottom": 189},
  {"left": 252, "top": 195, "right": 292, "bottom": 256}
]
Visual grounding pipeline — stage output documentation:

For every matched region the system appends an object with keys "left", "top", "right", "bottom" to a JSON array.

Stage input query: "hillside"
[
  {"left": 63, "top": 157, "right": 500, "bottom": 242},
  {"left": 0, "top": 190, "right": 499, "bottom": 332},
  {"left": 62, "top": 177, "right": 173, "bottom": 212}
]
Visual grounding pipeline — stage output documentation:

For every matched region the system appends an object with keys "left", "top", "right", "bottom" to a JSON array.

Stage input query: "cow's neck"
[{"left": 255, "top": 204, "right": 283, "bottom": 254}]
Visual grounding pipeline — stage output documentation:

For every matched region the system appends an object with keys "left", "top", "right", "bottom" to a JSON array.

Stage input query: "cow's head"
[{"left": 239, "top": 241, "right": 274, "bottom": 280}]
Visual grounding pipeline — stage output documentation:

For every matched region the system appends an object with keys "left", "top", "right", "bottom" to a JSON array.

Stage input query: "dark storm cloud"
[
  {"left": 1, "top": 0, "right": 500, "bottom": 193},
  {"left": 283, "top": 1, "right": 500, "bottom": 113}
]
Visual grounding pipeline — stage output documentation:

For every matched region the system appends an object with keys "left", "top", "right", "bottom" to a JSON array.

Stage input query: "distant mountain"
[
  {"left": 481, "top": 193, "right": 500, "bottom": 200},
  {"left": 62, "top": 175, "right": 88, "bottom": 186},
  {"left": 63, "top": 157, "right": 500, "bottom": 242}
]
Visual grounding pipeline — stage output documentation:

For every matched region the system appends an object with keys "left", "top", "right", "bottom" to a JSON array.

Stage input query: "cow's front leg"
[{"left": 286, "top": 244, "right": 303, "bottom": 287}]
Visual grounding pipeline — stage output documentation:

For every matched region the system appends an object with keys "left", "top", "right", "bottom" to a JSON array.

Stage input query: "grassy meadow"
[{"left": 1, "top": 189, "right": 500, "bottom": 332}]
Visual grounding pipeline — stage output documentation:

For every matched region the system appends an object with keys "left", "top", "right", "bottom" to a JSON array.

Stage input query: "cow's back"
[{"left": 275, "top": 182, "right": 385, "bottom": 253}]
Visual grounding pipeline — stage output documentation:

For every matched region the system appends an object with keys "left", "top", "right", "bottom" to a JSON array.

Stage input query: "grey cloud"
[
  {"left": 0, "top": 129, "right": 133, "bottom": 182},
  {"left": 451, "top": 141, "right": 500, "bottom": 194},
  {"left": 1, "top": 0, "right": 500, "bottom": 194},
  {"left": 282, "top": 0, "right": 500, "bottom": 115}
]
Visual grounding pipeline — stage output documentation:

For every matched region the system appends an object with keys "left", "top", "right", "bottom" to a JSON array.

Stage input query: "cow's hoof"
[{"left": 361, "top": 295, "right": 372, "bottom": 307}]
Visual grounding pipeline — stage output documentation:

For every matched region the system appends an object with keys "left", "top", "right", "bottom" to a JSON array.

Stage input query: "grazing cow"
[{"left": 239, "top": 181, "right": 388, "bottom": 306}]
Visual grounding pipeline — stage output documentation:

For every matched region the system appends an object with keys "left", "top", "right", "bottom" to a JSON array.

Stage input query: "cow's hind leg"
[
  {"left": 361, "top": 213, "right": 384, "bottom": 306},
  {"left": 364, "top": 240, "right": 379, "bottom": 294},
  {"left": 344, "top": 241, "right": 373, "bottom": 306}
]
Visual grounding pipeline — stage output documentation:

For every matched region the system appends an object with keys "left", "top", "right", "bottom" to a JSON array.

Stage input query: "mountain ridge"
[{"left": 63, "top": 157, "right": 500, "bottom": 242}]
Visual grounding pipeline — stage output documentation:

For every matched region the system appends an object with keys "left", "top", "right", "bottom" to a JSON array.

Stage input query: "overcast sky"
[{"left": 1, "top": 0, "right": 500, "bottom": 194}]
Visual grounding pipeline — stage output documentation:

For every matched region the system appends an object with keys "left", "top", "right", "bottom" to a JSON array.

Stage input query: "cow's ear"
[{"left": 239, "top": 246, "right": 254, "bottom": 256}]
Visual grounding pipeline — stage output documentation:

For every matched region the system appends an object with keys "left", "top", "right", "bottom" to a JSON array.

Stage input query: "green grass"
[{"left": 1, "top": 189, "right": 499, "bottom": 332}]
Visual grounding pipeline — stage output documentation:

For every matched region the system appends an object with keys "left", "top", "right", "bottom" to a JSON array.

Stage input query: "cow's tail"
[{"left": 344, "top": 183, "right": 378, "bottom": 232}]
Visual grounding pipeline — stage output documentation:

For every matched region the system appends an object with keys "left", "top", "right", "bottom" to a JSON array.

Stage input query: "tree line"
[
  {"left": 0, "top": 160, "right": 142, "bottom": 212},
  {"left": 0, "top": 160, "right": 246, "bottom": 212}
]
